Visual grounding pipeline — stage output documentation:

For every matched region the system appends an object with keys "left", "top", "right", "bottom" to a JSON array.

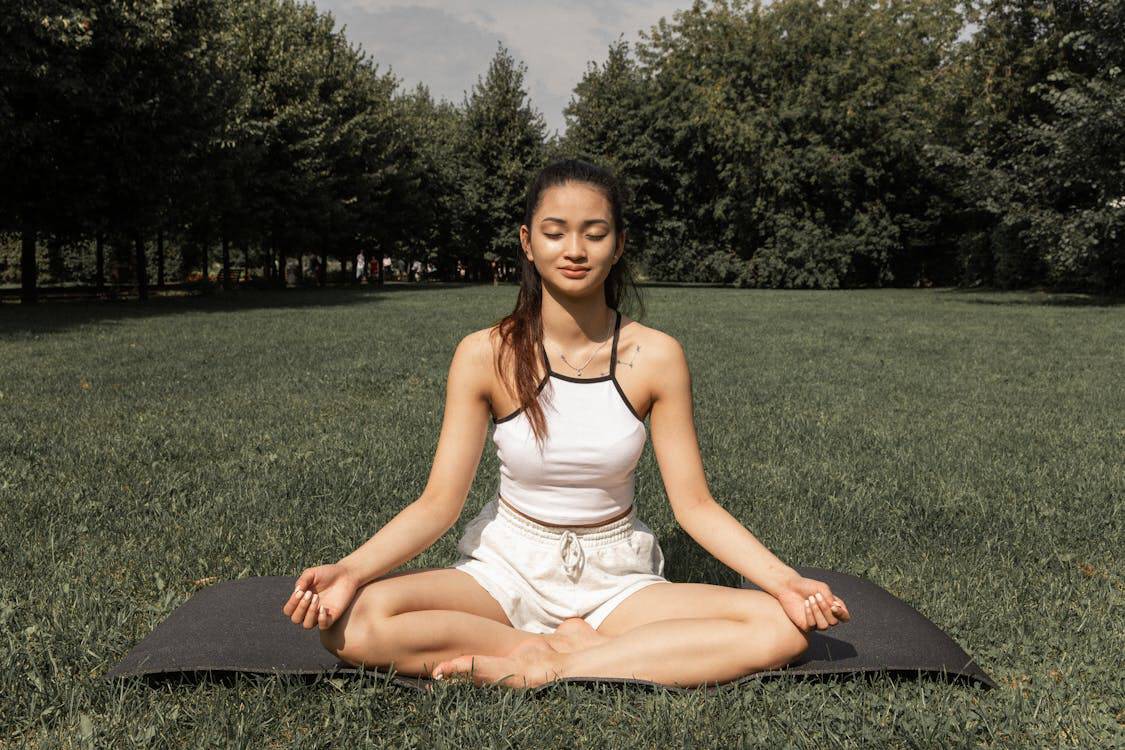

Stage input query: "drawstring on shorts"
[
  {"left": 558, "top": 530, "right": 585, "bottom": 579},
  {"left": 495, "top": 492, "right": 635, "bottom": 582}
]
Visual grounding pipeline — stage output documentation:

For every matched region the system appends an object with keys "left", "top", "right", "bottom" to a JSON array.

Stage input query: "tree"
[
  {"left": 560, "top": 37, "right": 668, "bottom": 274},
  {"left": 928, "top": 0, "right": 1125, "bottom": 291},
  {"left": 460, "top": 43, "right": 548, "bottom": 281}
]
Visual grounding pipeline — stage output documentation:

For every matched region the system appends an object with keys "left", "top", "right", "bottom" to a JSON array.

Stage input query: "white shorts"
[{"left": 451, "top": 494, "right": 671, "bottom": 634}]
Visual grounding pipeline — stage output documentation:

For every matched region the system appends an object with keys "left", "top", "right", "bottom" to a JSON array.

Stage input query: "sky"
[
  {"left": 309, "top": 2, "right": 976, "bottom": 138},
  {"left": 307, "top": 0, "right": 684, "bottom": 137}
]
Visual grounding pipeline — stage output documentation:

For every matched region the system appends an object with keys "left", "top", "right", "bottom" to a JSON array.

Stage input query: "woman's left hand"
[{"left": 775, "top": 575, "right": 851, "bottom": 632}]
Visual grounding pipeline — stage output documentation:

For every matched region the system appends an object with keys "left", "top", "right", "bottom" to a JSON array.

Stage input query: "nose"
[{"left": 564, "top": 235, "right": 590, "bottom": 263}]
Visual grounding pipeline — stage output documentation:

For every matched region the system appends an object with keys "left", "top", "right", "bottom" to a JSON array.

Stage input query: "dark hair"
[{"left": 491, "top": 158, "right": 645, "bottom": 451}]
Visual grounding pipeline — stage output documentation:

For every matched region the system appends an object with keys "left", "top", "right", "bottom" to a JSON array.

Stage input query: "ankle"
[{"left": 545, "top": 648, "right": 572, "bottom": 681}]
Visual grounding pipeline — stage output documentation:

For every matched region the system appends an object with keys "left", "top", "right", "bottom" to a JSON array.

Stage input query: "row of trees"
[
  {"left": 559, "top": 0, "right": 1123, "bottom": 291},
  {"left": 2, "top": 0, "right": 1121, "bottom": 303},
  {"left": 1, "top": 0, "right": 550, "bottom": 302}
]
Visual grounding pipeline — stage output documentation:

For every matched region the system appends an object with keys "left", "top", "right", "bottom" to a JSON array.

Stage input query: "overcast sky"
[
  {"left": 308, "top": 0, "right": 684, "bottom": 137},
  {"left": 309, "top": 2, "right": 976, "bottom": 137}
]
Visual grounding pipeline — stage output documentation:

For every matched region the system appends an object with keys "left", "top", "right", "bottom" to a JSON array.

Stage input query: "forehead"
[{"left": 535, "top": 182, "right": 610, "bottom": 221}]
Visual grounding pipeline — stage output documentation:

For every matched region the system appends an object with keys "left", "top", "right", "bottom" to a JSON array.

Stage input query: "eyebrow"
[{"left": 540, "top": 217, "right": 610, "bottom": 227}]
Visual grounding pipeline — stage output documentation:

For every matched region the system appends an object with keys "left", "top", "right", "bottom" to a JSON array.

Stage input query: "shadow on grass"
[
  {"left": 0, "top": 282, "right": 481, "bottom": 338},
  {"left": 937, "top": 287, "right": 1125, "bottom": 307}
]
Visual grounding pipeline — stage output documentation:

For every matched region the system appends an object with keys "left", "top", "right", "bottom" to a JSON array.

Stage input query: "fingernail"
[
  {"left": 303, "top": 591, "right": 312, "bottom": 601},
  {"left": 434, "top": 672, "right": 443, "bottom": 680},
  {"left": 295, "top": 588, "right": 303, "bottom": 595},
  {"left": 815, "top": 593, "right": 824, "bottom": 602}
]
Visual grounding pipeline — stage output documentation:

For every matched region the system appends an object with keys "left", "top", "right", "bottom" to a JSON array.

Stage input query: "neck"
[{"left": 539, "top": 292, "right": 614, "bottom": 349}]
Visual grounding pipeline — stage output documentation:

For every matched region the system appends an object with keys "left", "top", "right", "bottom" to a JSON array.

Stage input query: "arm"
[
  {"left": 648, "top": 334, "right": 799, "bottom": 596},
  {"left": 337, "top": 330, "right": 494, "bottom": 586}
]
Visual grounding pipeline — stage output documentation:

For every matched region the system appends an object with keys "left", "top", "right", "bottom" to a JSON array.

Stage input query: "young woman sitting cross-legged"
[{"left": 282, "top": 158, "right": 850, "bottom": 689}]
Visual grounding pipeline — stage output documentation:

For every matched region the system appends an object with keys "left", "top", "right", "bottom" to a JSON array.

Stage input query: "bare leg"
[
  {"left": 553, "top": 616, "right": 804, "bottom": 686},
  {"left": 330, "top": 610, "right": 608, "bottom": 678},
  {"left": 433, "top": 615, "right": 805, "bottom": 689}
]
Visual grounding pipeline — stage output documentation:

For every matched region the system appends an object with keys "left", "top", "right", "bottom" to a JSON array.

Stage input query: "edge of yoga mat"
[{"left": 105, "top": 569, "right": 996, "bottom": 692}]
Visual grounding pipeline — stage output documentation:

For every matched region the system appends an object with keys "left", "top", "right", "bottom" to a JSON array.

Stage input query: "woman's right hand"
[{"left": 282, "top": 563, "right": 361, "bottom": 630}]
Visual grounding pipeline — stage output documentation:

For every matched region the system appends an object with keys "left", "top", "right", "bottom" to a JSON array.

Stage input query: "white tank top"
[{"left": 491, "top": 309, "right": 647, "bottom": 525}]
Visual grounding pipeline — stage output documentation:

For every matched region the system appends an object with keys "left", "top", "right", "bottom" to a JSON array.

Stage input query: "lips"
[{"left": 560, "top": 266, "right": 589, "bottom": 271}]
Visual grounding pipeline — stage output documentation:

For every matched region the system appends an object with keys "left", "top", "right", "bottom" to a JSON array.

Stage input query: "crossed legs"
[{"left": 320, "top": 568, "right": 809, "bottom": 689}]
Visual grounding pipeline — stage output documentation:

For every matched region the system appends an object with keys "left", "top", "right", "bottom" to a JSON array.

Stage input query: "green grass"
[{"left": 1, "top": 285, "right": 1122, "bottom": 748}]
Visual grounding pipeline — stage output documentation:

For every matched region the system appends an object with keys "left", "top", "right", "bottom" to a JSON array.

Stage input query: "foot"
[
  {"left": 505, "top": 618, "right": 610, "bottom": 662},
  {"left": 550, "top": 617, "right": 610, "bottom": 653},
  {"left": 431, "top": 648, "right": 566, "bottom": 689}
]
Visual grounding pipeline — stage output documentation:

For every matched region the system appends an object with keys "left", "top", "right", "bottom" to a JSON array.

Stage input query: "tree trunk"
[
  {"left": 95, "top": 233, "right": 105, "bottom": 290},
  {"left": 375, "top": 254, "right": 384, "bottom": 286},
  {"left": 179, "top": 234, "right": 190, "bottom": 283},
  {"left": 200, "top": 238, "right": 209, "bottom": 285},
  {"left": 221, "top": 234, "right": 231, "bottom": 291},
  {"left": 295, "top": 250, "right": 304, "bottom": 284},
  {"left": 20, "top": 224, "right": 37, "bottom": 305},
  {"left": 319, "top": 250, "right": 328, "bottom": 286},
  {"left": 134, "top": 230, "right": 148, "bottom": 302},
  {"left": 156, "top": 229, "right": 165, "bottom": 288},
  {"left": 47, "top": 234, "right": 64, "bottom": 283},
  {"left": 240, "top": 239, "right": 250, "bottom": 281},
  {"left": 277, "top": 246, "right": 287, "bottom": 288}
]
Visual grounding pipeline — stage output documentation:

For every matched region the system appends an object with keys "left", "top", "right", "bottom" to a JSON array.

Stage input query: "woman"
[{"left": 282, "top": 159, "right": 850, "bottom": 689}]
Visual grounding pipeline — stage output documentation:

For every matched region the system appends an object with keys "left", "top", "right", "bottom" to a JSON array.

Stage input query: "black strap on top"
[
  {"left": 609, "top": 308, "right": 622, "bottom": 378},
  {"left": 540, "top": 309, "right": 622, "bottom": 379}
]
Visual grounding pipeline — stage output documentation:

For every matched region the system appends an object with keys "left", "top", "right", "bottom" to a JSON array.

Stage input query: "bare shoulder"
[
  {"left": 618, "top": 315, "right": 688, "bottom": 402},
  {"left": 447, "top": 327, "right": 497, "bottom": 394},
  {"left": 620, "top": 315, "right": 685, "bottom": 369}
]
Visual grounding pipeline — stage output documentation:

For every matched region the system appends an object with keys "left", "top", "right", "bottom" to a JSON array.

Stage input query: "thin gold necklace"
[{"left": 546, "top": 312, "right": 614, "bottom": 377}]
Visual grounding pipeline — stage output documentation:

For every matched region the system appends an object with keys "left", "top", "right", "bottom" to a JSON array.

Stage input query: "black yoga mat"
[{"left": 105, "top": 566, "right": 996, "bottom": 693}]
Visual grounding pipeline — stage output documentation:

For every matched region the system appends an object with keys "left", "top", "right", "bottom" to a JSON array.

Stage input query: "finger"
[
  {"left": 318, "top": 605, "right": 331, "bottom": 630},
  {"left": 296, "top": 569, "right": 316, "bottom": 591},
  {"left": 291, "top": 589, "right": 313, "bottom": 624},
  {"left": 283, "top": 585, "right": 306, "bottom": 616},
  {"left": 302, "top": 593, "right": 320, "bottom": 629},
  {"left": 831, "top": 597, "right": 850, "bottom": 621},
  {"left": 814, "top": 591, "right": 838, "bottom": 626},
  {"left": 803, "top": 598, "right": 816, "bottom": 632},
  {"left": 808, "top": 596, "right": 829, "bottom": 630}
]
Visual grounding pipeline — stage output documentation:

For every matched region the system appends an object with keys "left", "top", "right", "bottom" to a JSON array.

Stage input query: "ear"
[
  {"left": 614, "top": 229, "right": 627, "bottom": 262},
  {"left": 519, "top": 225, "right": 533, "bottom": 260}
]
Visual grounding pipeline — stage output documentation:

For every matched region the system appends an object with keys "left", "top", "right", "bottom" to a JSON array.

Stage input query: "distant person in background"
[
  {"left": 309, "top": 256, "right": 321, "bottom": 286},
  {"left": 356, "top": 251, "right": 366, "bottom": 282}
]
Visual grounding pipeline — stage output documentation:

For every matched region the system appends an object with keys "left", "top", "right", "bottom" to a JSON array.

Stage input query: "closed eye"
[{"left": 546, "top": 233, "right": 608, "bottom": 240}]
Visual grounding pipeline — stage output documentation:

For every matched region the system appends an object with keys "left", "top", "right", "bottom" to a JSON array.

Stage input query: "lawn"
[{"left": 1, "top": 284, "right": 1121, "bottom": 748}]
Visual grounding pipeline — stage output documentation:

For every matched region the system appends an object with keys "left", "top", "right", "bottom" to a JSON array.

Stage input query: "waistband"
[{"left": 494, "top": 492, "right": 636, "bottom": 547}]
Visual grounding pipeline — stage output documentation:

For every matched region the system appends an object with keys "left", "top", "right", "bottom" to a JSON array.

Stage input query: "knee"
[
  {"left": 776, "top": 618, "right": 810, "bottom": 666},
  {"left": 770, "top": 608, "right": 810, "bottom": 667},
  {"left": 319, "top": 619, "right": 346, "bottom": 656},
  {"left": 747, "top": 601, "right": 808, "bottom": 670},
  {"left": 319, "top": 607, "right": 391, "bottom": 667}
]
